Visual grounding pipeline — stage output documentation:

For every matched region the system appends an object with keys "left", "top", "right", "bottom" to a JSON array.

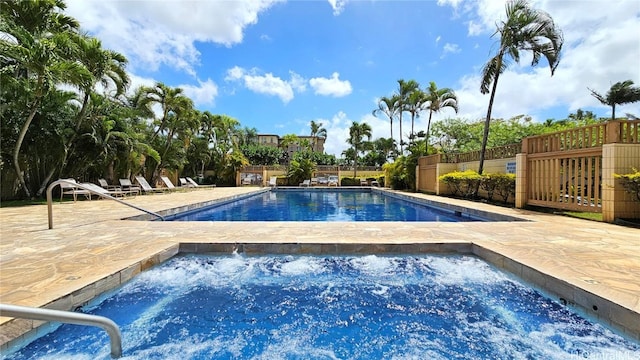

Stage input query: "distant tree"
[
  {"left": 372, "top": 95, "right": 400, "bottom": 155},
  {"left": 346, "top": 121, "right": 372, "bottom": 177},
  {"left": 478, "top": 0, "right": 563, "bottom": 175},
  {"left": 309, "top": 120, "right": 327, "bottom": 152},
  {"left": 423, "top": 81, "right": 458, "bottom": 152},
  {"left": 589, "top": 80, "right": 640, "bottom": 121},
  {"left": 394, "top": 79, "right": 419, "bottom": 154}
]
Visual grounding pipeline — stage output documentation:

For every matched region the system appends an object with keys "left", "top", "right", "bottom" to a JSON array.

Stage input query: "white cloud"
[
  {"left": 225, "top": 67, "right": 307, "bottom": 103},
  {"left": 435, "top": 35, "right": 442, "bottom": 44},
  {"left": 65, "top": 0, "right": 281, "bottom": 75},
  {"left": 179, "top": 79, "right": 219, "bottom": 107},
  {"left": 442, "top": 43, "right": 461, "bottom": 58},
  {"left": 309, "top": 73, "right": 353, "bottom": 97},
  {"left": 327, "top": 0, "right": 348, "bottom": 16}
]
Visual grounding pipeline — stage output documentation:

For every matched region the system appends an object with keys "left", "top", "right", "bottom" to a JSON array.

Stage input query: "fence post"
[
  {"left": 515, "top": 153, "right": 528, "bottom": 209},
  {"left": 605, "top": 121, "right": 621, "bottom": 144}
]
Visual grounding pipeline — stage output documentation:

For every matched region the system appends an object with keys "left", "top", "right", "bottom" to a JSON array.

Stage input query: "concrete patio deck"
[{"left": 1, "top": 186, "right": 639, "bottom": 350}]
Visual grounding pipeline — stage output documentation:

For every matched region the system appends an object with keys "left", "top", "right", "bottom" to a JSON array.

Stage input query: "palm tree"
[
  {"left": 347, "top": 121, "right": 372, "bottom": 177},
  {"left": 309, "top": 120, "right": 327, "bottom": 152},
  {"left": 394, "top": 79, "right": 419, "bottom": 154},
  {"left": 1, "top": 0, "right": 91, "bottom": 197},
  {"left": 372, "top": 95, "right": 399, "bottom": 154},
  {"left": 424, "top": 81, "right": 458, "bottom": 152},
  {"left": 589, "top": 80, "right": 640, "bottom": 121},
  {"left": 406, "top": 87, "right": 425, "bottom": 144},
  {"left": 478, "top": 0, "right": 563, "bottom": 175}
]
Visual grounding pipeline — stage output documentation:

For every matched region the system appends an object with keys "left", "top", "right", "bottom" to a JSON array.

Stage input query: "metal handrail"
[
  {"left": 0, "top": 303, "right": 122, "bottom": 358},
  {"left": 47, "top": 179, "right": 165, "bottom": 229}
]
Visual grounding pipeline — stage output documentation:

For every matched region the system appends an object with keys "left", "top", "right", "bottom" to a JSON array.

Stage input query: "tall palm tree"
[
  {"left": 394, "top": 79, "right": 419, "bottom": 154},
  {"left": 589, "top": 80, "right": 640, "bottom": 121},
  {"left": 309, "top": 120, "right": 327, "bottom": 152},
  {"left": 478, "top": 0, "right": 563, "bottom": 175},
  {"left": 424, "top": 81, "right": 458, "bottom": 152},
  {"left": 372, "top": 95, "right": 399, "bottom": 154},
  {"left": 406, "top": 87, "right": 426, "bottom": 144},
  {"left": 1, "top": 0, "right": 91, "bottom": 197},
  {"left": 347, "top": 121, "right": 372, "bottom": 177}
]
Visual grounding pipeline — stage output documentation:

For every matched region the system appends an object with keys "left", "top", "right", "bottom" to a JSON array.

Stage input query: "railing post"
[{"left": 605, "top": 121, "right": 621, "bottom": 144}]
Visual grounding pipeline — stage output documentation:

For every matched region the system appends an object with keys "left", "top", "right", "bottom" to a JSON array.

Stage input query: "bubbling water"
[{"left": 4, "top": 254, "right": 639, "bottom": 360}]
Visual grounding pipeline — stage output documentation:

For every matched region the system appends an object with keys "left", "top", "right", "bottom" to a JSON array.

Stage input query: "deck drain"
[{"left": 65, "top": 276, "right": 81, "bottom": 280}]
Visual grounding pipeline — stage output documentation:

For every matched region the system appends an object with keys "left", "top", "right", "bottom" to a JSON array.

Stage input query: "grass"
[{"left": 560, "top": 211, "right": 603, "bottom": 222}]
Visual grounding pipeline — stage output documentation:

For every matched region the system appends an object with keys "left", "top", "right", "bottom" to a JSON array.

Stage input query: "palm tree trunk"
[
  {"left": 479, "top": 72, "right": 501, "bottom": 176},
  {"left": 398, "top": 113, "right": 404, "bottom": 154},
  {"left": 426, "top": 110, "right": 434, "bottom": 154},
  {"left": 611, "top": 104, "right": 616, "bottom": 121},
  {"left": 12, "top": 94, "right": 42, "bottom": 198},
  {"left": 410, "top": 112, "right": 415, "bottom": 143}
]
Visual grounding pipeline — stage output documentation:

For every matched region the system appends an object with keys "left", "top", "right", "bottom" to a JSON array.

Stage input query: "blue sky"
[{"left": 66, "top": 0, "right": 640, "bottom": 156}]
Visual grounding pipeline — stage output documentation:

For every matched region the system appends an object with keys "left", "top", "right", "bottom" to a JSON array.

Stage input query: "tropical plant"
[
  {"left": 423, "top": 81, "right": 458, "bottom": 151},
  {"left": 309, "top": 120, "right": 327, "bottom": 152},
  {"left": 347, "top": 121, "right": 372, "bottom": 177},
  {"left": 287, "top": 158, "right": 316, "bottom": 186},
  {"left": 406, "top": 86, "right": 425, "bottom": 144},
  {"left": 372, "top": 95, "right": 400, "bottom": 155},
  {"left": 589, "top": 80, "right": 640, "bottom": 121},
  {"left": 478, "top": 0, "right": 563, "bottom": 175},
  {"left": 394, "top": 79, "right": 419, "bottom": 154}
]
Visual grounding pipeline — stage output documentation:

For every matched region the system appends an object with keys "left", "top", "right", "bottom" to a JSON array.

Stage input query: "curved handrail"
[
  {"left": 0, "top": 303, "right": 122, "bottom": 358},
  {"left": 47, "top": 179, "right": 165, "bottom": 229}
]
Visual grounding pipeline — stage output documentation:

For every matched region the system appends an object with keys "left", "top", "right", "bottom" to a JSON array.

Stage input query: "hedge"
[{"left": 439, "top": 170, "right": 515, "bottom": 203}]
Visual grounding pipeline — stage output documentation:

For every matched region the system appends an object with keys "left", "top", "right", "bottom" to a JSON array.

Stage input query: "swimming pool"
[
  {"left": 168, "top": 189, "right": 485, "bottom": 222},
  {"left": 4, "top": 254, "right": 638, "bottom": 359}
]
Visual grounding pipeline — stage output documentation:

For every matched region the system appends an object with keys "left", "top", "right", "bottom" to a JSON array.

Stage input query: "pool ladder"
[
  {"left": 46, "top": 179, "right": 165, "bottom": 229},
  {"left": 0, "top": 303, "right": 122, "bottom": 358}
]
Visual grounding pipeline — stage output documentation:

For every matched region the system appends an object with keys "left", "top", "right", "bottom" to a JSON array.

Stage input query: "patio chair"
[
  {"left": 360, "top": 178, "right": 368, "bottom": 186},
  {"left": 268, "top": 176, "right": 278, "bottom": 188},
  {"left": 328, "top": 175, "right": 339, "bottom": 187},
  {"left": 299, "top": 179, "right": 311, "bottom": 187},
  {"left": 185, "top": 177, "right": 216, "bottom": 188},
  {"left": 59, "top": 178, "right": 91, "bottom": 202},
  {"left": 310, "top": 178, "right": 318, "bottom": 186},
  {"left": 96, "top": 179, "right": 129, "bottom": 197},
  {"left": 160, "top": 176, "right": 178, "bottom": 191},
  {"left": 132, "top": 176, "right": 166, "bottom": 194},
  {"left": 317, "top": 176, "right": 328, "bottom": 186}
]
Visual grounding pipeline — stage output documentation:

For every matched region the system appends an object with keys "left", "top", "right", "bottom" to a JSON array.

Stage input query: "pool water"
[
  {"left": 170, "top": 190, "right": 481, "bottom": 222},
  {"left": 4, "top": 255, "right": 638, "bottom": 359}
]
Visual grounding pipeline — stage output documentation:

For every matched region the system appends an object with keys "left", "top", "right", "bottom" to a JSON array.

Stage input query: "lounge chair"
[
  {"left": 97, "top": 179, "right": 130, "bottom": 197},
  {"left": 160, "top": 176, "right": 178, "bottom": 191},
  {"left": 360, "top": 178, "right": 368, "bottom": 186},
  {"left": 59, "top": 178, "right": 91, "bottom": 202},
  {"left": 119, "top": 178, "right": 142, "bottom": 195},
  {"left": 179, "top": 178, "right": 192, "bottom": 187},
  {"left": 328, "top": 175, "right": 339, "bottom": 187},
  {"left": 299, "top": 179, "right": 311, "bottom": 187},
  {"left": 133, "top": 176, "right": 166, "bottom": 194},
  {"left": 268, "top": 176, "right": 277, "bottom": 188},
  {"left": 310, "top": 178, "right": 318, "bottom": 186},
  {"left": 317, "top": 176, "right": 328, "bottom": 186},
  {"left": 185, "top": 177, "right": 216, "bottom": 188}
]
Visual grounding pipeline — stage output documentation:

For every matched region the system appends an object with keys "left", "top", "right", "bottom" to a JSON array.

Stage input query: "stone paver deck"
[{"left": 1, "top": 187, "right": 639, "bottom": 348}]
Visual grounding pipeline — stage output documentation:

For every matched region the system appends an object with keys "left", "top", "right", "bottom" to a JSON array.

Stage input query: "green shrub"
[
  {"left": 341, "top": 177, "right": 360, "bottom": 186},
  {"left": 384, "top": 158, "right": 410, "bottom": 190},
  {"left": 614, "top": 168, "right": 640, "bottom": 201},
  {"left": 439, "top": 170, "right": 482, "bottom": 198},
  {"left": 481, "top": 173, "right": 516, "bottom": 203}
]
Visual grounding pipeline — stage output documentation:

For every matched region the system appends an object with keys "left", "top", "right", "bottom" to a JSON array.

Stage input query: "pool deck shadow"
[{"left": 1, "top": 187, "right": 639, "bottom": 349}]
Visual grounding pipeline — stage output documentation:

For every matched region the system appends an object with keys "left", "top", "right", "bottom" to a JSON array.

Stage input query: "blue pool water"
[
  {"left": 4, "top": 255, "right": 639, "bottom": 359},
  {"left": 170, "top": 190, "right": 481, "bottom": 222}
]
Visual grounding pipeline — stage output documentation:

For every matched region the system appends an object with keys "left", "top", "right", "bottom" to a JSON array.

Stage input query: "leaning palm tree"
[
  {"left": 589, "top": 80, "right": 640, "bottom": 121},
  {"left": 424, "top": 81, "right": 458, "bottom": 152},
  {"left": 347, "top": 121, "right": 372, "bottom": 177},
  {"left": 394, "top": 79, "right": 419, "bottom": 154},
  {"left": 406, "top": 87, "right": 426, "bottom": 145},
  {"left": 372, "top": 95, "right": 400, "bottom": 155},
  {"left": 478, "top": 0, "right": 563, "bottom": 175}
]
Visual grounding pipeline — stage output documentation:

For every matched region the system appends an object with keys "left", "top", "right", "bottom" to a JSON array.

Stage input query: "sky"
[{"left": 65, "top": 0, "right": 640, "bottom": 157}]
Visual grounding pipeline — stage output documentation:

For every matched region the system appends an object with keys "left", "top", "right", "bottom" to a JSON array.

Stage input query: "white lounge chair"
[
  {"left": 310, "top": 178, "right": 318, "bottom": 186},
  {"left": 160, "top": 176, "right": 177, "bottom": 191},
  {"left": 119, "top": 178, "right": 142, "bottom": 195},
  {"left": 268, "top": 176, "right": 277, "bottom": 188},
  {"left": 299, "top": 179, "right": 311, "bottom": 187},
  {"left": 59, "top": 178, "right": 91, "bottom": 202},
  {"left": 185, "top": 177, "right": 216, "bottom": 188},
  {"left": 328, "top": 175, "right": 339, "bottom": 187},
  {"left": 133, "top": 176, "right": 166, "bottom": 194},
  {"left": 360, "top": 178, "right": 368, "bottom": 186}
]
